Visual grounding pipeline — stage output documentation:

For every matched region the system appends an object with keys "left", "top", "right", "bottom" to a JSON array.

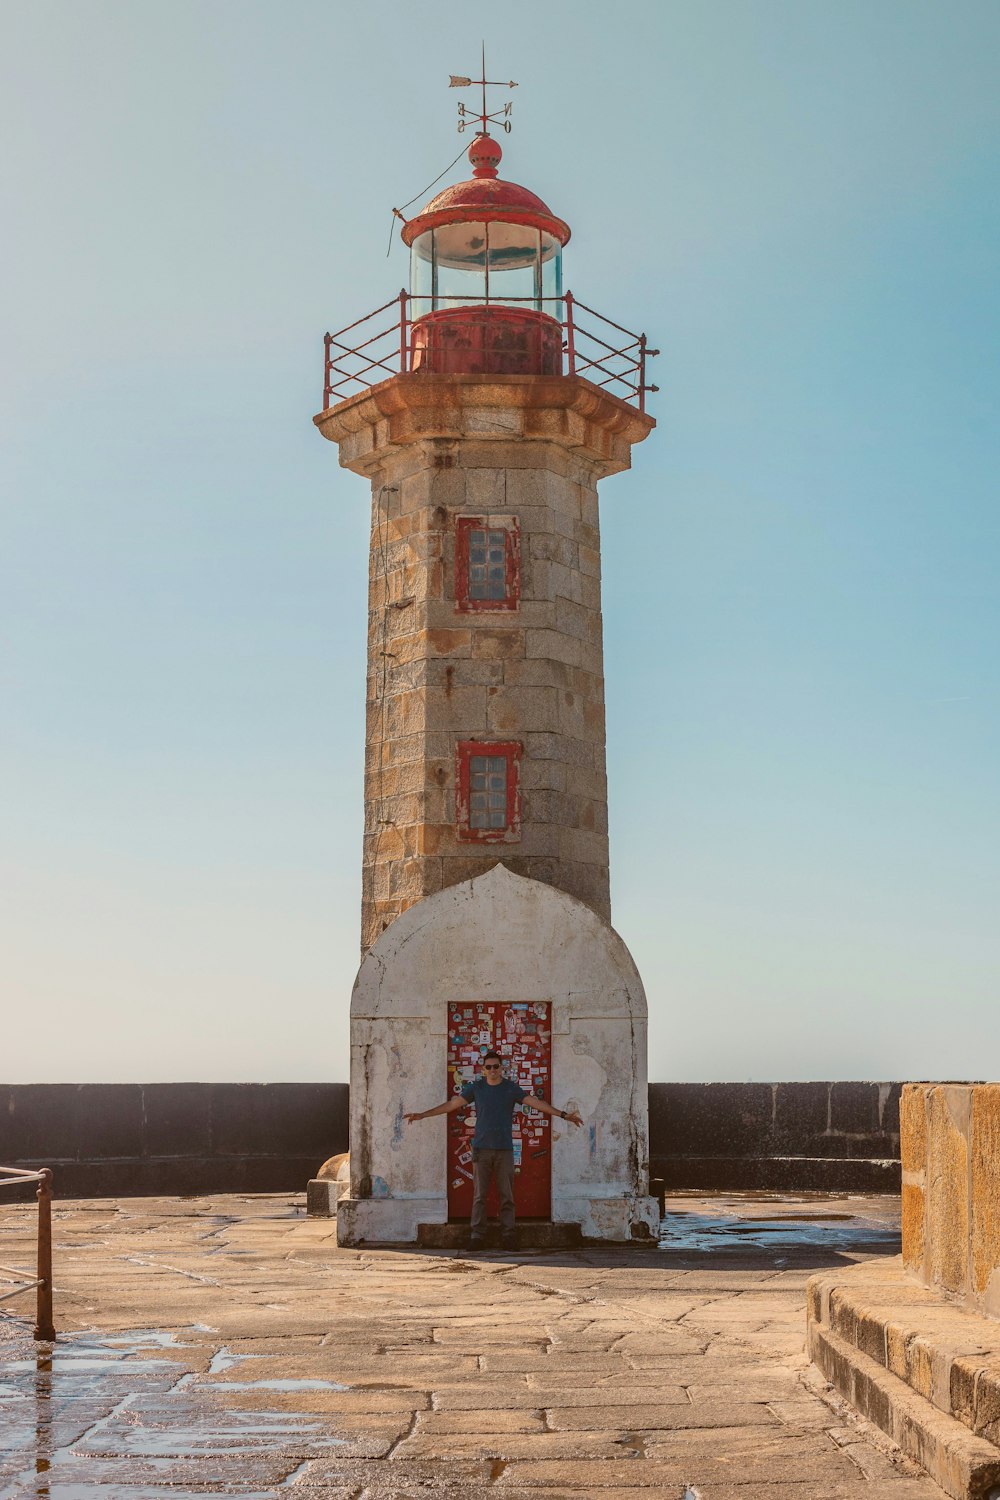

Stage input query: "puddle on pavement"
[
  {"left": 658, "top": 1210, "right": 900, "bottom": 1254},
  {"left": 98, "top": 1329, "right": 197, "bottom": 1348},
  {"left": 615, "top": 1431, "right": 649, "bottom": 1459},
  {"left": 3, "top": 1491, "right": 278, "bottom": 1500},
  {"left": 201, "top": 1347, "right": 347, "bottom": 1391},
  {"left": 213, "top": 1378, "right": 347, "bottom": 1392},
  {"left": 0, "top": 1326, "right": 353, "bottom": 1498},
  {"left": 207, "top": 1346, "right": 263, "bottom": 1373}
]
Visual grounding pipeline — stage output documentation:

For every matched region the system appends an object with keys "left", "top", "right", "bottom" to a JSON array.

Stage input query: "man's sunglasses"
[{"left": 483, "top": 1063, "right": 503, "bottom": 1071}]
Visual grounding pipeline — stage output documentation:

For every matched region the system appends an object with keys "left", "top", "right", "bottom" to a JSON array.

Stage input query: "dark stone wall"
[
  {"left": 648, "top": 1081, "right": 902, "bottom": 1192},
  {"left": 1, "top": 1080, "right": 901, "bottom": 1199},
  {"left": 0, "top": 1084, "right": 349, "bottom": 1200}
]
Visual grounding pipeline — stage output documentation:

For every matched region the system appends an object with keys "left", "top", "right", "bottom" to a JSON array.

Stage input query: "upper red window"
[
  {"left": 455, "top": 516, "right": 520, "bottom": 612},
  {"left": 455, "top": 740, "right": 522, "bottom": 842}
]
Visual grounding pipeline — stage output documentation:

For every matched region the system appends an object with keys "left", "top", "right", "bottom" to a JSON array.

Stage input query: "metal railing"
[
  {"left": 322, "top": 290, "right": 659, "bottom": 412},
  {"left": 0, "top": 1166, "right": 54, "bottom": 1340}
]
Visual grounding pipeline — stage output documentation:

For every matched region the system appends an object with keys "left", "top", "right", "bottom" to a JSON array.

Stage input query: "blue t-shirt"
[{"left": 460, "top": 1077, "right": 527, "bottom": 1151}]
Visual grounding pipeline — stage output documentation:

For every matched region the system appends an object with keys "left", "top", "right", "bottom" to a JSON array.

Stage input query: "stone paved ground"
[{"left": 0, "top": 1191, "right": 949, "bottom": 1498}]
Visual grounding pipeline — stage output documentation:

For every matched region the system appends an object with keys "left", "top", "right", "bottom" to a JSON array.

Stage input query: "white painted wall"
[{"left": 337, "top": 864, "right": 658, "bottom": 1244}]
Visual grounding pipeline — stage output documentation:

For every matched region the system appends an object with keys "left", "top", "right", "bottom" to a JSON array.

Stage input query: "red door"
[{"left": 447, "top": 1001, "right": 552, "bottom": 1219}]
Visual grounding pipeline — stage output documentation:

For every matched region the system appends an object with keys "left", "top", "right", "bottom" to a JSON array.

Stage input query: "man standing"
[{"left": 404, "top": 1051, "right": 583, "bottom": 1249}]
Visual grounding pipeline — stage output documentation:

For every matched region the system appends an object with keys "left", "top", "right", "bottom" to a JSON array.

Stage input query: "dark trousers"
[{"left": 471, "top": 1149, "right": 515, "bottom": 1233}]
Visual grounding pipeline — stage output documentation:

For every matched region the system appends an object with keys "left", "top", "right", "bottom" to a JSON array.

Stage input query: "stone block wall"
[
  {"left": 650, "top": 1080, "right": 903, "bottom": 1191},
  {"left": 0, "top": 1083, "right": 349, "bottom": 1200},
  {"left": 359, "top": 443, "right": 612, "bottom": 950},
  {"left": 901, "top": 1082, "right": 1000, "bottom": 1318},
  {"left": 315, "top": 375, "right": 655, "bottom": 955}
]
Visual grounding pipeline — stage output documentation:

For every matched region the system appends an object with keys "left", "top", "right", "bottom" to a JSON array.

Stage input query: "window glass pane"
[
  {"left": 464, "top": 522, "right": 513, "bottom": 603},
  {"left": 468, "top": 752, "right": 507, "bottom": 829}
]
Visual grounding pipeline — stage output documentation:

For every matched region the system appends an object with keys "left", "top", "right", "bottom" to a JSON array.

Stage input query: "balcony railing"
[
  {"left": 0, "top": 1166, "right": 55, "bottom": 1340},
  {"left": 322, "top": 291, "right": 659, "bottom": 413}
]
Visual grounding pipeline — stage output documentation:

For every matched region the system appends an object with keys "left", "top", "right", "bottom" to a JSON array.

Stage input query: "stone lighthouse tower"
[{"left": 316, "top": 74, "right": 659, "bottom": 1245}]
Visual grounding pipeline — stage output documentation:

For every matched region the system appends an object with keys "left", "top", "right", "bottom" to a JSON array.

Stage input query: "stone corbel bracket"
[{"left": 314, "top": 373, "right": 655, "bottom": 480}]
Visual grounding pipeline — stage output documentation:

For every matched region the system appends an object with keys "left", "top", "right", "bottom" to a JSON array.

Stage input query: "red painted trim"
[
  {"left": 455, "top": 740, "right": 522, "bottom": 843},
  {"left": 401, "top": 203, "right": 571, "bottom": 248},
  {"left": 454, "top": 515, "right": 520, "bottom": 614}
]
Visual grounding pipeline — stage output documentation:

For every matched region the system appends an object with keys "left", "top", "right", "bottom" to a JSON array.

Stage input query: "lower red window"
[{"left": 456, "top": 740, "right": 521, "bottom": 842}]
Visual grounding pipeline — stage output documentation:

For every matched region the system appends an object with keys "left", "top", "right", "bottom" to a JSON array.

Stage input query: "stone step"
[
  {"left": 416, "top": 1221, "right": 583, "bottom": 1250},
  {"left": 809, "top": 1323, "right": 1000, "bottom": 1500},
  {"left": 806, "top": 1258, "right": 1000, "bottom": 1499}
]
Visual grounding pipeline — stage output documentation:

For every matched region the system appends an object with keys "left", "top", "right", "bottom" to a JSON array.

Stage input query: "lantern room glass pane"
[
  {"left": 410, "top": 231, "right": 434, "bottom": 318},
  {"left": 410, "top": 221, "right": 565, "bottom": 315},
  {"left": 486, "top": 223, "right": 540, "bottom": 309},
  {"left": 540, "top": 232, "right": 562, "bottom": 311},
  {"left": 430, "top": 221, "right": 487, "bottom": 309}
]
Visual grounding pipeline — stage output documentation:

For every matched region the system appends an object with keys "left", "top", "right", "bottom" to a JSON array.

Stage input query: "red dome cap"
[
  {"left": 468, "top": 132, "right": 503, "bottom": 178},
  {"left": 401, "top": 135, "right": 571, "bottom": 248}
]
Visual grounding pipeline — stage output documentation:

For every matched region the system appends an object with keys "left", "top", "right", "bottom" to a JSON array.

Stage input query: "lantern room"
[{"left": 401, "top": 133, "right": 570, "bottom": 377}]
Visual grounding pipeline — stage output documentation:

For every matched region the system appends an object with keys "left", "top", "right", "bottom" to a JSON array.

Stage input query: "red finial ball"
[{"left": 468, "top": 132, "right": 502, "bottom": 179}]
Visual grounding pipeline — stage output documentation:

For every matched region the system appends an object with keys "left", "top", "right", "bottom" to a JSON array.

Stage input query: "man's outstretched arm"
[
  {"left": 404, "top": 1096, "right": 467, "bottom": 1125},
  {"left": 521, "top": 1095, "right": 583, "bottom": 1127}
]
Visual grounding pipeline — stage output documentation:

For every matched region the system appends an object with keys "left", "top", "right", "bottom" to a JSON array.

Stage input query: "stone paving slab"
[{"left": 0, "top": 1190, "right": 949, "bottom": 1497}]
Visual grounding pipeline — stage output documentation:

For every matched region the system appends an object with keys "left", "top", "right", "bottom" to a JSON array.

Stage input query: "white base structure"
[{"left": 337, "top": 864, "right": 658, "bottom": 1246}]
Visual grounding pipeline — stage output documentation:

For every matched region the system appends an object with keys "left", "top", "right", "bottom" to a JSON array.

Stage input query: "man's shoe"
[
  {"left": 500, "top": 1231, "right": 518, "bottom": 1251},
  {"left": 469, "top": 1234, "right": 486, "bottom": 1251}
]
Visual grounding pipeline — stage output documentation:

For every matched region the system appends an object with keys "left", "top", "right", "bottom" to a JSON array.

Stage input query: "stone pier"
[{"left": 807, "top": 1083, "right": 1000, "bottom": 1499}]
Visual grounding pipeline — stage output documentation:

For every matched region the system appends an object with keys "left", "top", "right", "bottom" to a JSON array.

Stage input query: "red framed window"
[
  {"left": 455, "top": 515, "right": 520, "bottom": 612},
  {"left": 456, "top": 740, "right": 522, "bottom": 842}
]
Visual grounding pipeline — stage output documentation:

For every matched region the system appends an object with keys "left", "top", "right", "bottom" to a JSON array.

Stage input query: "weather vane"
[{"left": 449, "top": 45, "right": 517, "bottom": 135}]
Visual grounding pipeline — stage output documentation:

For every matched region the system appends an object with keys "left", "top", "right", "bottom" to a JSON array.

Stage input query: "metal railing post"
[
  {"left": 564, "top": 290, "right": 576, "bottom": 377},
  {"left": 399, "top": 289, "right": 409, "bottom": 374},
  {"left": 320, "top": 289, "right": 655, "bottom": 411},
  {"left": 34, "top": 1169, "right": 54, "bottom": 1342}
]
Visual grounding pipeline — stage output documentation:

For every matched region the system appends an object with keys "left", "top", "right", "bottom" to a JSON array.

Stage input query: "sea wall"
[
  {"left": 0, "top": 1083, "right": 348, "bottom": 1199},
  {"left": 649, "top": 1081, "right": 902, "bottom": 1192},
  {"left": 1, "top": 1080, "right": 902, "bottom": 1199}
]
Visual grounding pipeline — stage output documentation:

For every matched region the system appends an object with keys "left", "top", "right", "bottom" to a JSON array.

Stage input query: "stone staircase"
[{"left": 807, "top": 1257, "right": 1000, "bottom": 1499}]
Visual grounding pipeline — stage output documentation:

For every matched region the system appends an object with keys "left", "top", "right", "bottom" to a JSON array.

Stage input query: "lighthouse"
[{"left": 316, "top": 70, "right": 660, "bottom": 1245}]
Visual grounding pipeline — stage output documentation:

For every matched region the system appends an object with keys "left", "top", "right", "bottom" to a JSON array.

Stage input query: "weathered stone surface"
[
  {"left": 0, "top": 1190, "right": 946, "bottom": 1498},
  {"left": 831, "top": 1081, "right": 881, "bottom": 1134},
  {"left": 902, "top": 1181, "right": 926, "bottom": 1276},
  {"left": 926, "top": 1088, "right": 971, "bottom": 1298},
  {"left": 971, "top": 1085, "right": 1000, "bottom": 1312},
  {"left": 897, "top": 1083, "right": 1000, "bottom": 1323}
]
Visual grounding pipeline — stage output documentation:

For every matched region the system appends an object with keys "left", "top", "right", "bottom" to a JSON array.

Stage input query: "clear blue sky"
[{"left": 3, "top": 1, "right": 998, "bottom": 1083}]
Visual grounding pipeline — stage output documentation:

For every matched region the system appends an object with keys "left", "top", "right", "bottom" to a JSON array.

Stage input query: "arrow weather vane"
[{"left": 449, "top": 44, "right": 517, "bottom": 135}]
